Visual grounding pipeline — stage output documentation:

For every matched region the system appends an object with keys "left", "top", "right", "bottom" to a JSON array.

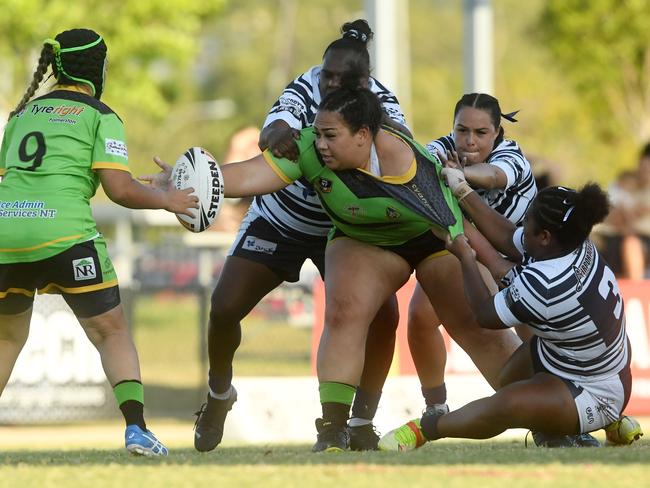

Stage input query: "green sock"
[
  {"left": 319, "top": 382, "right": 355, "bottom": 425},
  {"left": 319, "top": 381, "right": 356, "bottom": 405},
  {"left": 114, "top": 380, "right": 146, "bottom": 430}
]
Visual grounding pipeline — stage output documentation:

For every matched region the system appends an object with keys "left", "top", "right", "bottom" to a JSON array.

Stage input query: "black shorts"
[
  {"left": 229, "top": 212, "right": 327, "bottom": 283},
  {"left": 330, "top": 227, "right": 448, "bottom": 270},
  {"left": 0, "top": 238, "right": 121, "bottom": 318}
]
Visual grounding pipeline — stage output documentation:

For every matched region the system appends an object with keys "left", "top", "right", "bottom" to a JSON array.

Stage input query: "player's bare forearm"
[
  {"left": 464, "top": 164, "right": 506, "bottom": 190},
  {"left": 221, "top": 155, "right": 289, "bottom": 198},
  {"left": 460, "top": 192, "right": 521, "bottom": 261}
]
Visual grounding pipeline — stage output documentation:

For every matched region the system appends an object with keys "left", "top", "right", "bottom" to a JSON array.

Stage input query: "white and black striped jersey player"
[
  {"left": 231, "top": 64, "right": 408, "bottom": 281},
  {"left": 427, "top": 134, "right": 536, "bottom": 226},
  {"left": 495, "top": 227, "right": 631, "bottom": 432}
]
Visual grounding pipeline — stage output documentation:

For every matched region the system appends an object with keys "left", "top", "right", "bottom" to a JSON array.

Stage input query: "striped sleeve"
[
  {"left": 262, "top": 68, "right": 318, "bottom": 130},
  {"left": 369, "top": 77, "right": 408, "bottom": 128},
  {"left": 425, "top": 134, "right": 455, "bottom": 160},
  {"left": 494, "top": 268, "right": 548, "bottom": 327}
]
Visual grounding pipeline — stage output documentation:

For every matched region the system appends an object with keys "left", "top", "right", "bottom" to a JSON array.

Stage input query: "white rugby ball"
[{"left": 171, "top": 147, "right": 224, "bottom": 233}]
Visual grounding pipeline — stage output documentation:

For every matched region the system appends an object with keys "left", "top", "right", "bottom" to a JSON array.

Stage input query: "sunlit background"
[{"left": 1, "top": 0, "right": 650, "bottom": 444}]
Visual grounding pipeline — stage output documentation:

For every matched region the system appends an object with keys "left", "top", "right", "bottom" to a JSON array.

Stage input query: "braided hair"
[
  {"left": 323, "top": 19, "right": 373, "bottom": 83},
  {"left": 320, "top": 86, "right": 382, "bottom": 136},
  {"left": 8, "top": 28, "right": 106, "bottom": 121},
  {"left": 529, "top": 183, "right": 610, "bottom": 250},
  {"left": 8, "top": 45, "right": 55, "bottom": 120}
]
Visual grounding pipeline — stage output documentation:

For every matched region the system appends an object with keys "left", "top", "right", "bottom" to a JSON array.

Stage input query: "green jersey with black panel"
[{"left": 263, "top": 126, "right": 464, "bottom": 247}]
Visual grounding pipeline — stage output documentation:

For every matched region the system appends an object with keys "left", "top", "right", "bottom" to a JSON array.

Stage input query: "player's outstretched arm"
[
  {"left": 99, "top": 168, "right": 198, "bottom": 217},
  {"left": 220, "top": 153, "right": 291, "bottom": 198}
]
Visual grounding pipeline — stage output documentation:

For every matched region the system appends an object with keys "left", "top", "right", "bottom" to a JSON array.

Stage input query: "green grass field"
[
  {"left": 0, "top": 420, "right": 648, "bottom": 488},
  {"left": 1, "top": 295, "right": 649, "bottom": 487}
]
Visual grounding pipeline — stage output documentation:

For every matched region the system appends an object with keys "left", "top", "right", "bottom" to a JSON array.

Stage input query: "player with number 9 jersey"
[
  {"left": 0, "top": 88, "right": 129, "bottom": 263},
  {"left": 0, "top": 28, "right": 197, "bottom": 457}
]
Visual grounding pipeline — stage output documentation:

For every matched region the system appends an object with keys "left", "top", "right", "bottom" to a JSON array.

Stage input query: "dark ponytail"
[
  {"left": 530, "top": 183, "right": 610, "bottom": 249},
  {"left": 323, "top": 19, "right": 373, "bottom": 78}
]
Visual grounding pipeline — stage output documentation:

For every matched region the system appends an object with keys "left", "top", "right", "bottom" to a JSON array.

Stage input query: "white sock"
[
  {"left": 348, "top": 417, "right": 372, "bottom": 427},
  {"left": 209, "top": 384, "right": 233, "bottom": 400}
]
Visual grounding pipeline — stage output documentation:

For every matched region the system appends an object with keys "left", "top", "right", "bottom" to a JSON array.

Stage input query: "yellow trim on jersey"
[
  {"left": 52, "top": 84, "right": 92, "bottom": 95},
  {"left": 262, "top": 150, "right": 295, "bottom": 184},
  {"left": 356, "top": 158, "right": 417, "bottom": 184},
  {"left": 0, "top": 234, "right": 84, "bottom": 253},
  {"left": 39, "top": 279, "right": 119, "bottom": 295},
  {"left": 421, "top": 249, "right": 451, "bottom": 263},
  {"left": 0, "top": 287, "right": 35, "bottom": 299},
  {"left": 0, "top": 168, "right": 5, "bottom": 176},
  {"left": 92, "top": 162, "right": 131, "bottom": 172},
  {"left": 356, "top": 129, "right": 421, "bottom": 184}
]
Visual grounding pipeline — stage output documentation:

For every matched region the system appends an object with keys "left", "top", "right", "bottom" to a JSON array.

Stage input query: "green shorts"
[{"left": 0, "top": 236, "right": 120, "bottom": 317}]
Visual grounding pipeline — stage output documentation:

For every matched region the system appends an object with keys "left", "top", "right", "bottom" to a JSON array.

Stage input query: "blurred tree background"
[{"left": 1, "top": 0, "right": 648, "bottom": 188}]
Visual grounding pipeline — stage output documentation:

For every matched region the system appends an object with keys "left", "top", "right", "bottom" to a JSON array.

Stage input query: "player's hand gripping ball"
[{"left": 171, "top": 147, "right": 224, "bottom": 232}]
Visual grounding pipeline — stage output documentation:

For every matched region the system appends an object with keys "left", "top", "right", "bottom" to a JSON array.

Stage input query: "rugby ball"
[{"left": 171, "top": 147, "right": 224, "bottom": 233}]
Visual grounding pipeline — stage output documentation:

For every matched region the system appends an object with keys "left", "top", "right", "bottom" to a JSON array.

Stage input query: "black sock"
[
  {"left": 208, "top": 369, "right": 232, "bottom": 394},
  {"left": 119, "top": 400, "right": 146, "bottom": 431},
  {"left": 351, "top": 387, "right": 382, "bottom": 420},
  {"left": 421, "top": 412, "right": 442, "bottom": 440},
  {"left": 422, "top": 383, "right": 447, "bottom": 407},
  {"left": 322, "top": 402, "right": 350, "bottom": 426}
]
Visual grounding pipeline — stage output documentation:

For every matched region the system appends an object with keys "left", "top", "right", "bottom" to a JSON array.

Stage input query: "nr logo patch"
[{"left": 73, "top": 257, "right": 97, "bottom": 281}]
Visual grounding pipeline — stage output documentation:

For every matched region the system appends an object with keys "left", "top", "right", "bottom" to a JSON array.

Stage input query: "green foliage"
[
  {"left": 0, "top": 0, "right": 226, "bottom": 119},
  {"left": 538, "top": 0, "right": 650, "bottom": 144},
  {"left": 2, "top": 0, "right": 647, "bottom": 189}
]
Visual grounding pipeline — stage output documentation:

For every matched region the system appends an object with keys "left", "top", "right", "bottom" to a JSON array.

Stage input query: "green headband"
[{"left": 43, "top": 35, "right": 104, "bottom": 96}]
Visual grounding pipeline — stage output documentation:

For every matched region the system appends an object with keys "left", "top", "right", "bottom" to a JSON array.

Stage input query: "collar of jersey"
[
  {"left": 51, "top": 84, "right": 93, "bottom": 95},
  {"left": 355, "top": 130, "right": 417, "bottom": 184}
]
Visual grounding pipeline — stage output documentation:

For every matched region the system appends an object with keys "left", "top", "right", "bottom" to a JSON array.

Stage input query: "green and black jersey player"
[
  {"left": 151, "top": 85, "right": 523, "bottom": 452},
  {"left": 0, "top": 28, "right": 197, "bottom": 456}
]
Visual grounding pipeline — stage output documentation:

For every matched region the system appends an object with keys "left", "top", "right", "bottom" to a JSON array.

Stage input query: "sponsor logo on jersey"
[
  {"left": 242, "top": 236, "right": 277, "bottom": 255},
  {"left": 277, "top": 96, "right": 304, "bottom": 118},
  {"left": 0, "top": 200, "right": 57, "bottom": 218},
  {"left": 572, "top": 242, "right": 594, "bottom": 292},
  {"left": 318, "top": 178, "right": 333, "bottom": 193},
  {"left": 344, "top": 204, "right": 363, "bottom": 217},
  {"left": 505, "top": 285, "right": 520, "bottom": 308},
  {"left": 386, "top": 207, "right": 400, "bottom": 219},
  {"left": 30, "top": 104, "right": 85, "bottom": 117},
  {"left": 105, "top": 138, "right": 128, "bottom": 158},
  {"left": 73, "top": 257, "right": 97, "bottom": 281}
]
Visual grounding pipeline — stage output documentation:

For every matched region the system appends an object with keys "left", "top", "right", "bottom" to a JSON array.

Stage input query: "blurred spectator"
[
  {"left": 210, "top": 127, "right": 260, "bottom": 232},
  {"left": 598, "top": 142, "right": 650, "bottom": 279}
]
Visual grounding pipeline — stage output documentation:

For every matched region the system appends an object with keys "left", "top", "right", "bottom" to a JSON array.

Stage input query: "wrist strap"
[{"left": 455, "top": 182, "right": 474, "bottom": 201}]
